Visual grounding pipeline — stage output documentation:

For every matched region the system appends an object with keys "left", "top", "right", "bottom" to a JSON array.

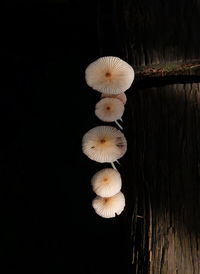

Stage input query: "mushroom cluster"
[
  {"left": 82, "top": 56, "right": 134, "bottom": 218},
  {"left": 91, "top": 168, "right": 125, "bottom": 218}
]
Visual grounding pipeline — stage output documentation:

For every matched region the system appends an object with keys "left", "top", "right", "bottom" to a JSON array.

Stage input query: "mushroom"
[
  {"left": 92, "top": 191, "right": 125, "bottom": 218},
  {"left": 82, "top": 126, "right": 127, "bottom": 169},
  {"left": 95, "top": 97, "right": 124, "bottom": 130},
  {"left": 101, "top": 92, "right": 127, "bottom": 105},
  {"left": 85, "top": 56, "right": 134, "bottom": 94},
  {"left": 91, "top": 168, "right": 122, "bottom": 197}
]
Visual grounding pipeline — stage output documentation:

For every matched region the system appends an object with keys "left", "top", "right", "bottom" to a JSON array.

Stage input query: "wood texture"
[
  {"left": 124, "top": 83, "right": 200, "bottom": 273},
  {"left": 98, "top": 1, "right": 200, "bottom": 273}
]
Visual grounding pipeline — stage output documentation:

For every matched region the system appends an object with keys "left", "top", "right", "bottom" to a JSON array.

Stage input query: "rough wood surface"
[
  {"left": 118, "top": 0, "right": 200, "bottom": 66},
  {"left": 124, "top": 83, "right": 200, "bottom": 273},
  {"left": 98, "top": 1, "right": 200, "bottom": 273}
]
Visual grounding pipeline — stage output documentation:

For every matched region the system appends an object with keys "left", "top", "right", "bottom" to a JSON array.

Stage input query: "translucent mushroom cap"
[
  {"left": 91, "top": 168, "right": 122, "bottom": 197},
  {"left": 82, "top": 126, "right": 127, "bottom": 163},
  {"left": 92, "top": 191, "right": 125, "bottom": 218},
  {"left": 95, "top": 97, "right": 124, "bottom": 122},
  {"left": 85, "top": 56, "right": 134, "bottom": 94},
  {"left": 101, "top": 92, "right": 127, "bottom": 105}
]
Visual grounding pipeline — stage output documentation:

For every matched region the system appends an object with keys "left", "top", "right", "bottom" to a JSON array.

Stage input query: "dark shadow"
[{"left": 1, "top": 1, "right": 131, "bottom": 273}]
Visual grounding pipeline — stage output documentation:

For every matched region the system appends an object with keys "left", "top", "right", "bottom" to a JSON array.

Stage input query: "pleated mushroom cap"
[
  {"left": 95, "top": 97, "right": 124, "bottom": 122},
  {"left": 82, "top": 126, "right": 127, "bottom": 163},
  {"left": 85, "top": 56, "right": 134, "bottom": 94},
  {"left": 92, "top": 191, "right": 125, "bottom": 218},
  {"left": 101, "top": 92, "right": 127, "bottom": 105},
  {"left": 91, "top": 168, "right": 122, "bottom": 197}
]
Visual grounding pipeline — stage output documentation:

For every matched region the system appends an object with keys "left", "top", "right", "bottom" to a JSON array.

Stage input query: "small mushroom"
[
  {"left": 91, "top": 168, "right": 122, "bottom": 197},
  {"left": 82, "top": 126, "right": 127, "bottom": 166},
  {"left": 95, "top": 97, "right": 124, "bottom": 130},
  {"left": 92, "top": 191, "right": 125, "bottom": 218},
  {"left": 85, "top": 56, "right": 134, "bottom": 94},
  {"left": 101, "top": 92, "right": 127, "bottom": 105}
]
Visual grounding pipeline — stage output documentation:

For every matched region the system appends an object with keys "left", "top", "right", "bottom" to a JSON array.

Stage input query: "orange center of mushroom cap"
[
  {"left": 103, "top": 177, "right": 108, "bottom": 182},
  {"left": 100, "top": 138, "right": 107, "bottom": 144},
  {"left": 106, "top": 106, "right": 111, "bottom": 111},
  {"left": 105, "top": 72, "right": 112, "bottom": 78},
  {"left": 104, "top": 197, "right": 112, "bottom": 204}
]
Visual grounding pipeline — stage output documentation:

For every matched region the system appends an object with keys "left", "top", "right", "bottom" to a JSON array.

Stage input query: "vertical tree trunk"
[{"left": 98, "top": 1, "right": 200, "bottom": 273}]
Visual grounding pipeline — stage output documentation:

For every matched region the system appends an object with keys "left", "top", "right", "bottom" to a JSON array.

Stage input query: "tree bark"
[{"left": 98, "top": 1, "right": 200, "bottom": 273}]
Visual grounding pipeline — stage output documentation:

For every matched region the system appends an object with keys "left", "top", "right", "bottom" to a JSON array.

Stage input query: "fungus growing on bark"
[
  {"left": 101, "top": 92, "right": 127, "bottom": 105},
  {"left": 85, "top": 56, "right": 134, "bottom": 94},
  {"left": 91, "top": 168, "right": 122, "bottom": 197},
  {"left": 92, "top": 191, "right": 125, "bottom": 218},
  {"left": 95, "top": 97, "right": 124, "bottom": 129},
  {"left": 82, "top": 126, "right": 127, "bottom": 168}
]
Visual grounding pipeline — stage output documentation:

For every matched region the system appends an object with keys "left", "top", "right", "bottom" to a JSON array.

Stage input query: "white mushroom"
[
  {"left": 82, "top": 126, "right": 127, "bottom": 167},
  {"left": 101, "top": 92, "right": 127, "bottom": 105},
  {"left": 92, "top": 191, "right": 125, "bottom": 218},
  {"left": 95, "top": 97, "right": 124, "bottom": 130},
  {"left": 85, "top": 56, "right": 134, "bottom": 94},
  {"left": 91, "top": 168, "right": 122, "bottom": 197}
]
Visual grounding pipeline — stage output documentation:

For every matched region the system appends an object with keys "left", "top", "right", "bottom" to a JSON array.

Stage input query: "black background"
[{"left": 1, "top": 1, "right": 130, "bottom": 273}]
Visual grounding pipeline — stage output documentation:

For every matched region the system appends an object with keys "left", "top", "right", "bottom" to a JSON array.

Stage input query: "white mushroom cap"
[
  {"left": 95, "top": 97, "right": 124, "bottom": 122},
  {"left": 91, "top": 168, "right": 122, "bottom": 197},
  {"left": 82, "top": 126, "right": 127, "bottom": 163},
  {"left": 101, "top": 92, "right": 127, "bottom": 105},
  {"left": 92, "top": 191, "right": 125, "bottom": 218},
  {"left": 85, "top": 56, "right": 134, "bottom": 94}
]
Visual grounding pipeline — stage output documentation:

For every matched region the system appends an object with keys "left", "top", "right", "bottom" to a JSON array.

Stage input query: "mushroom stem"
[
  {"left": 111, "top": 162, "right": 117, "bottom": 170},
  {"left": 116, "top": 160, "right": 120, "bottom": 165},
  {"left": 120, "top": 118, "right": 123, "bottom": 122},
  {"left": 115, "top": 120, "right": 123, "bottom": 130}
]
